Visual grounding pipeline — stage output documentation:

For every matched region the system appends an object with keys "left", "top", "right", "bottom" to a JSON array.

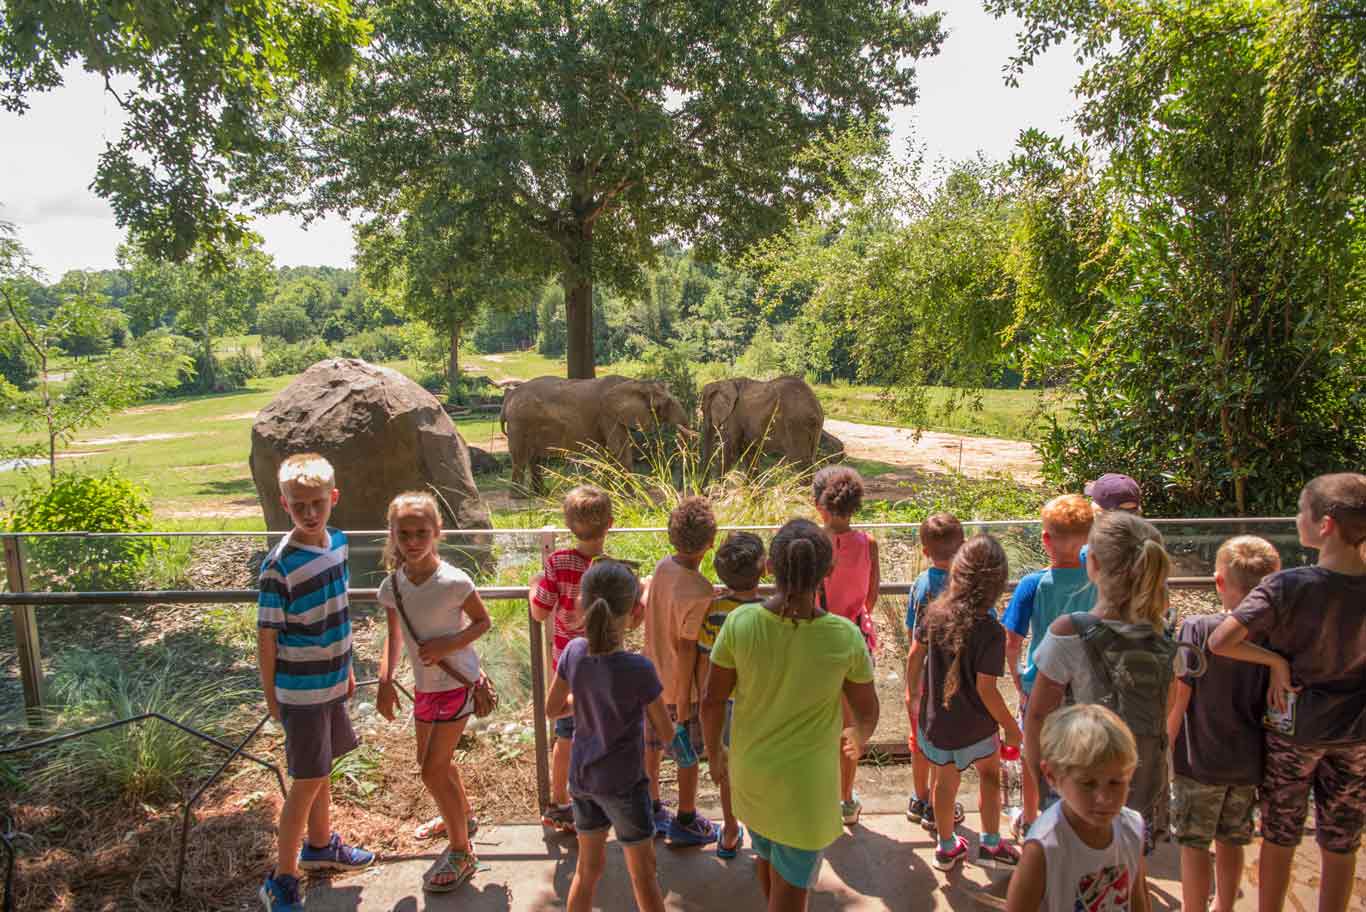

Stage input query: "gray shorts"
[{"left": 280, "top": 698, "right": 359, "bottom": 780}]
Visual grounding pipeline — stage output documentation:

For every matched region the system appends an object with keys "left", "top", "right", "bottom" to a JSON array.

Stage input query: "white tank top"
[{"left": 1028, "top": 802, "right": 1144, "bottom": 912}]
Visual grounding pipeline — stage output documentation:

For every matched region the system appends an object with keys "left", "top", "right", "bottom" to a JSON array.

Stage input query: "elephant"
[
  {"left": 500, "top": 375, "right": 692, "bottom": 489},
  {"left": 701, "top": 376, "right": 825, "bottom": 474}
]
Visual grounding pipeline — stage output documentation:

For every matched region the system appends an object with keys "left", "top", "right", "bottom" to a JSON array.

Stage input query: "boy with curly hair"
[{"left": 642, "top": 495, "right": 720, "bottom": 847}]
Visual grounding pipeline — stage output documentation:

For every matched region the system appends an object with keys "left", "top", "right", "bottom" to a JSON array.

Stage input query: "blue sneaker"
[
  {"left": 667, "top": 812, "right": 719, "bottom": 847},
  {"left": 299, "top": 832, "right": 375, "bottom": 872},
  {"left": 260, "top": 872, "right": 303, "bottom": 911},
  {"left": 652, "top": 802, "right": 674, "bottom": 838}
]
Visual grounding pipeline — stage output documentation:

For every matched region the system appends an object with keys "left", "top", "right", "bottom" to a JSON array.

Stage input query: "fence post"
[
  {"left": 530, "top": 527, "right": 557, "bottom": 814},
  {"left": 3, "top": 535, "right": 44, "bottom": 725}
]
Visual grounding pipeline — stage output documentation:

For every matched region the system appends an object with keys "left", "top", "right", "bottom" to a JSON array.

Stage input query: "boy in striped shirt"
[{"left": 258, "top": 454, "right": 373, "bottom": 911}]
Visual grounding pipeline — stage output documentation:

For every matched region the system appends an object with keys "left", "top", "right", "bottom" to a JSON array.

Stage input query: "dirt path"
[{"left": 824, "top": 418, "right": 1042, "bottom": 485}]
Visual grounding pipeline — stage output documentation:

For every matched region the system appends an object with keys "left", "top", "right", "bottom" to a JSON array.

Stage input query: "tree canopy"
[{"left": 259, "top": 0, "right": 944, "bottom": 377}]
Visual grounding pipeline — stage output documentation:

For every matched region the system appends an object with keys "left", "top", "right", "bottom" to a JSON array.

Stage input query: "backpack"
[{"left": 1068, "top": 612, "right": 1177, "bottom": 817}]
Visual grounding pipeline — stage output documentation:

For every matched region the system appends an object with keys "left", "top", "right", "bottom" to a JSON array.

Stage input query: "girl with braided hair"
[
  {"left": 701, "top": 518, "right": 878, "bottom": 911},
  {"left": 906, "top": 533, "right": 1022, "bottom": 872},
  {"left": 1210, "top": 473, "right": 1366, "bottom": 912}
]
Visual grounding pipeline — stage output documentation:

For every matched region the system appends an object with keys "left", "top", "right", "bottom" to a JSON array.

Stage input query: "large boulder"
[{"left": 250, "top": 359, "right": 492, "bottom": 542}]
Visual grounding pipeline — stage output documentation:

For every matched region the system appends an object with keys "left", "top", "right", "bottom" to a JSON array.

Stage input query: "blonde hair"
[
  {"left": 1040, "top": 704, "right": 1138, "bottom": 778},
  {"left": 1217, "top": 536, "right": 1281, "bottom": 594},
  {"left": 563, "top": 486, "right": 613, "bottom": 541},
  {"left": 1086, "top": 511, "right": 1170, "bottom": 630},
  {"left": 384, "top": 490, "right": 442, "bottom": 571},
  {"left": 1042, "top": 494, "right": 1094, "bottom": 541},
  {"left": 278, "top": 452, "right": 335, "bottom": 489}
]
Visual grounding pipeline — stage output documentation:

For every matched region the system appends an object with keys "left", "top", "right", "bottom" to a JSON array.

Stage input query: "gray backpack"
[{"left": 1068, "top": 612, "right": 1177, "bottom": 817}]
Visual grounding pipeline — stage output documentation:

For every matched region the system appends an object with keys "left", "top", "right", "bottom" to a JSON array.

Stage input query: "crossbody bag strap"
[{"left": 388, "top": 571, "right": 478, "bottom": 689}]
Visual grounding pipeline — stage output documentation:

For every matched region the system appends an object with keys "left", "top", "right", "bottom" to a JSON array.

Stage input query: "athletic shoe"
[
  {"left": 841, "top": 795, "right": 862, "bottom": 826},
  {"left": 653, "top": 802, "right": 674, "bottom": 837},
  {"left": 259, "top": 872, "right": 303, "bottom": 911},
  {"left": 298, "top": 833, "right": 375, "bottom": 872},
  {"left": 933, "top": 834, "right": 970, "bottom": 872},
  {"left": 978, "top": 839, "right": 1021, "bottom": 870},
  {"left": 667, "top": 812, "right": 719, "bottom": 847},
  {"left": 906, "top": 797, "right": 929, "bottom": 824},
  {"left": 920, "top": 801, "right": 967, "bottom": 832},
  {"left": 541, "top": 803, "right": 576, "bottom": 833}
]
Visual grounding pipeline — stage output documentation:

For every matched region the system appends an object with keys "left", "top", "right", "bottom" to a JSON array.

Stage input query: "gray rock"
[
  {"left": 818, "top": 430, "right": 846, "bottom": 462},
  {"left": 468, "top": 446, "right": 503, "bottom": 476},
  {"left": 249, "top": 358, "right": 492, "bottom": 541}
]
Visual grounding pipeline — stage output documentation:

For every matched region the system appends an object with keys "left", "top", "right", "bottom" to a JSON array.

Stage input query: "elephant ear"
[{"left": 707, "top": 380, "right": 740, "bottom": 426}]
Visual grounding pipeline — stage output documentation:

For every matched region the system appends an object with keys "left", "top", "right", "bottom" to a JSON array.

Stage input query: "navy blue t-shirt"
[{"left": 557, "top": 637, "right": 663, "bottom": 795}]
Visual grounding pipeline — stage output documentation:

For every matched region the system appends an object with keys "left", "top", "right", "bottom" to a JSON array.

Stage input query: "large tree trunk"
[
  {"left": 565, "top": 276, "right": 594, "bottom": 379},
  {"left": 448, "top": 323, "right": 461, "bottom": 396}
]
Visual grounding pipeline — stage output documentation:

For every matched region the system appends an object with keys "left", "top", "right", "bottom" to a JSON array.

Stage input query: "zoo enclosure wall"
[{"left": 0, "top": 517, "right": 1303, "bottom": 813}]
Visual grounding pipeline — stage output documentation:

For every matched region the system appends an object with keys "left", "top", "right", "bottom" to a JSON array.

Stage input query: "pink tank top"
[{"left": 824, "top": 529, "right": 876, "bottom": 649}]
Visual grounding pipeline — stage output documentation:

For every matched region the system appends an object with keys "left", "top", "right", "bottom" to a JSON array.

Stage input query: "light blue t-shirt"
[
  {"left": 906, "top": 566, "right": 948, "bottom": 634},
  {"left": 1001, "top": 565, "right": 1095, "bottom": 694}
]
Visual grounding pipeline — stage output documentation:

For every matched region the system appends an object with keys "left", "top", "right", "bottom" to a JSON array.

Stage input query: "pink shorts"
[{"left": 414, "top": 686, "right": 473, "bottom": 724}]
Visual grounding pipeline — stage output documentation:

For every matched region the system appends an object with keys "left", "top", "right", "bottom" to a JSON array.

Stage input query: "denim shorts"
[
  {"left": 751, "top": 829, "right": 824, "bottom": 890},
  {"left": 918, "top": 724, "right": 997, "bottom": 772},
  {"left": 554, "top": 714, "right": 575, "bottom": 740},
  {"left": 571, "top": 777, "right": 655, "bottom": 845}
]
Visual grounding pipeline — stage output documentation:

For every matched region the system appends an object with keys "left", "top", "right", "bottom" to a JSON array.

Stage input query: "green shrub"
[
  {"left": 5, "top": 469, "right": 155, "bottom": 590},
  {"left": 0, "top": 319, "right": 38, "bottom": 389},
  {"left": 262, "top": 338, "right": 335, "bottom": 377},
  {"left": 337, "top": 326, "right": 405, "bottom": 363},
  {"left": 39, "top": 648, "right": 253, "bottom": 803},
  {"left": 628, "top": 341, "right": 701, "bottom": 418},
  {"left": 217, "top": 349, "right": 260, "bottom": 389}
]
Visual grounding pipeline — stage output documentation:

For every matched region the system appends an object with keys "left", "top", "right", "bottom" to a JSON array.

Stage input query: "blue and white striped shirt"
[{"left": 257, "top": 528, "right": 352, "bottom": 706}]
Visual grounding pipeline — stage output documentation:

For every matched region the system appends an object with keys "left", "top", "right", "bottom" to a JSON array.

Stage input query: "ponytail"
[
  {"left": 769, "top": 518, "right": 834, "bottom": 624},
  {"left": 1086, "top": 512, "right": 1170, "bottom": 630},
  {"left": 1131, "top": 538, "right": 1170, "bottom": 631},
  {"left": 928, "top": 534, "right": 1009, "bottom": 707},
  {"left": 579, "top": 559, "right": 639, "bottom": 655}
]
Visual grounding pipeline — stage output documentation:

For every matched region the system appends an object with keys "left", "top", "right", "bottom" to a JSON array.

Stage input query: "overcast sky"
[{"left": 0, "top": 3, "right": 1082, "bottom": 279}]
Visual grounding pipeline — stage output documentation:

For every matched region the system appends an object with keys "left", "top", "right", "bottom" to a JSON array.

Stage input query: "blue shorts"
[
  {"left": 751, "top": 829, "right": 824, "bottom": 890},
  {"left": 555, "top": 715, "right": 574, "bottom": 740},
  {"left": 571, "top": 777, "right": 655, "bottom": 845},
  {"left": 918, "top": 725, "right": 997, "bottom": 772}
]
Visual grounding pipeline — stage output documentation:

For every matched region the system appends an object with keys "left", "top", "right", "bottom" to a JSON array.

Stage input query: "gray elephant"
[
  {"left": 701, "top": 376, "right": 825, "bottom": 473},
  {"left": 500, "top": 375, "right": 692, "bottom": 489}
]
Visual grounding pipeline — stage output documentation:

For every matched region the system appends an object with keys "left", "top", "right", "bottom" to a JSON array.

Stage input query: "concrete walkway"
[{"left": 300, "top": 808, "right": 1264, "bottom": 911}]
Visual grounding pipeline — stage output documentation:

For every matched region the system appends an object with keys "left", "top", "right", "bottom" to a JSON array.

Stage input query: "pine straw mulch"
[{"left": 5, "top": 713, "right": 542, "bottom": 911}]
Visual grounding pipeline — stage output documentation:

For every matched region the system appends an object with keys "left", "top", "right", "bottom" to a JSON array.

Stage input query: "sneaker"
[
  {"left": 653, "top": 802, "right": 675, "bottom": 837},
  {"left": 298, "top": 833, "right": 375, "bottom": 873},
  {"left": 933, "top": 834, "right": 970, "bottom": 872},
  {"left": 667, "top": 812, "right": 719, "bottom": 847},
  {"left": 920, "top": 801, "right": 966, "bottom": 832},
  {"left": 841, "top": 795, "right": 862, "bottom": 826},
  {"left": 541, "top": 803, "right": 576, "bottom": 833},
  {"left": 906, "top": 797, "right": 929, "bottom": 824},
  {"left": 978, "top": 839, "right": 1021, "bottom": 870},
  {"left": 260, "top": 872, "right": 303, "bottom": 911}
]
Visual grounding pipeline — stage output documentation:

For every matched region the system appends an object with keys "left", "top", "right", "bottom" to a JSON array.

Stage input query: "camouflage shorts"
[
  {"left": 1171, "top": 775, "right": 1257, "bottom": 848},
  {"left": 1261, "top": 733, "right": 1366, "bottom": 854}
]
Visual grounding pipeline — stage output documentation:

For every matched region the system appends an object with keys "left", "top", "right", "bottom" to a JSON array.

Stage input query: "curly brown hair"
[
  {"left": 714, "top": 531, "right": 765, "bottom": 591},
  {"left": 668, "top": 496, "right": 717, "bottom": 555},
  {"left": 926, "top": 534, "right": 1009, "bottom": 708},
  {"left": 812, "top": 466, "right": 864, "bottom": 518}
]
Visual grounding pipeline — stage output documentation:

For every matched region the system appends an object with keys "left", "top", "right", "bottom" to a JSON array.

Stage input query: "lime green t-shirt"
[{"left": 709, "top": 602, "right": 875, "bottom": 851}]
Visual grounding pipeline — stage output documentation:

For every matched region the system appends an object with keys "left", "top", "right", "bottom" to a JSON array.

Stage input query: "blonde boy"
[
  {"left": 643, "top": 496, "right": 719, "bottom": 846},
  {"left": 1002, "top": 494, "right": 1095, "bottom": 832},
  {"left": 258, "top": 454, "right": 372, "bottom": 912},
  {"left": 529, "top": 485, "right": 614, "bottom": 832},
  {"left": 1166, "top": 536, "right": 1280, "bottom": 912}
]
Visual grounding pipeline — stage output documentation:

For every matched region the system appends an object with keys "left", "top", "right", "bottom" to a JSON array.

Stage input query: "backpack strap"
[{"left": 1067, "top": 612, "right": 1120, "bottom": 703}]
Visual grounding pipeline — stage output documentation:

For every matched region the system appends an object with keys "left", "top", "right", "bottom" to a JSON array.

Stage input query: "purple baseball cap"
[{"left": 1085, "top": 473, "right": 1142, "bottom": 511}]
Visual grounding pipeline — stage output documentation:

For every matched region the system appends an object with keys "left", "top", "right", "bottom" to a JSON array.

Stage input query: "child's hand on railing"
[{"left": 377, "top": 680, "right": 399, "bottom": 721}]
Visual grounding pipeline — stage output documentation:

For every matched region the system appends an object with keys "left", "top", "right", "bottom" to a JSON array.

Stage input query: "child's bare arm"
[
  {"left": 673, "top": 636, "right": 700, "bottom": 717},
  {"left": 1167, "top": 679, "right": 1192, "bottom": 748},
  {"left": 977, "top": 672, "right": 1022, "bottom": 744},
  {"left": 1024, "top": 674, "right": 1066, "bottom": 796},
  {"left": 545, "top": 670, "right": 572, "bottom": 719},
  {"left": 645, "top": 695, "right": 674, "bottom": 748},
  {"left": 257, "top": 628, "right": 280, "bottom": 721},
  {"left": 1005, "top": 840, "right": 1046, "bottom": 912},
  {"left": 377, "top": 605, "right": 403, "bottom": 720},
  {"left": 842, "top": 679, "right": 880, "bottom": 759},
  {"left": 701, "top": 664, "right": 737, "bottom": 785},
  {"left": 905, "top": 637, "right": 926, "bottom": 723},
  {"left": 1208, "top": 616, "right": 1296, "bottom": 710},
  {"left": 865, "top": 538, "right": 881, "bottom": 613},
  {"left": 1005, "top": 631, "right": 1025, "bottom": 693},
  {"left": 1132, "top": 856, "right": 1151, "bottom": 912},
  {"left": 528, "top": 570, "right": 552, "bottom": 622},
  {"left": 418, "top": 590, "right": 492, "bottom": 664}
]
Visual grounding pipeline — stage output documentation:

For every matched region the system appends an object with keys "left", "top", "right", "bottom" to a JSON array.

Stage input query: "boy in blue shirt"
[
  {"left": 1002, "top": 493, "right": 1095, "bottom": 836},
  {"left": 258, "top": 454, "right": 373, "bottom": 911},
  {"left": 905, "top": 512, "right": 963, "bottom": 828}
]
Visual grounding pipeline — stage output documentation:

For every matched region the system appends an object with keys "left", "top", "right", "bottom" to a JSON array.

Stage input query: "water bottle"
[{"left": 672, "top": 723, "right": 699, "bottom": 768}]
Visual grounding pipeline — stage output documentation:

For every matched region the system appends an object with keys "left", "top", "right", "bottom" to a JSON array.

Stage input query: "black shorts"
[{"left": 280, "top": 698, "right": 359, "bottom": 780}]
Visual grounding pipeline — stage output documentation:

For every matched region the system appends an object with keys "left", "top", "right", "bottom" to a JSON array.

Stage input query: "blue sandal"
[{"left": 717, "top": 825, "right": 744, "bottom": 860}]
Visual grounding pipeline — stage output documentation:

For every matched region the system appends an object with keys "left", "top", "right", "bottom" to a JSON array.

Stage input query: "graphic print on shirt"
[{"left": 1074, "top": 864, "right": 1130, "bottom": 912}]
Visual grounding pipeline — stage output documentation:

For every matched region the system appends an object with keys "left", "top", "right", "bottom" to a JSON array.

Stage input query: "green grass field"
[{"left": 0, "top": 346, "right": 1056, "bottom": 518}]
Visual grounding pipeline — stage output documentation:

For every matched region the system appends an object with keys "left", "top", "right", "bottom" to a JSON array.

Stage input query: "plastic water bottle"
[{"left": 672, "top": 723, "right": 699, "bottom": 768}]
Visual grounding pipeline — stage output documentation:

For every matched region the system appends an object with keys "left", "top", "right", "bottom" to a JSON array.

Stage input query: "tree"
[
  {"left": 0, "top": 0, "right": 366, "bottom": 264},
  {"left": 274, "top": 276, "right": 337, "bottom": 323},
  {"left": 0, "top": 221, "right": 189, "bottom": 475},
  {"left": 257, "top": 299, "right": 312, "bottom": 344},
  {"left": 263, "top": 0, "right": 944, "bottom": 378},
  {"left": 988, "top": 0, "right": 1366, "bottom": 514}
]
